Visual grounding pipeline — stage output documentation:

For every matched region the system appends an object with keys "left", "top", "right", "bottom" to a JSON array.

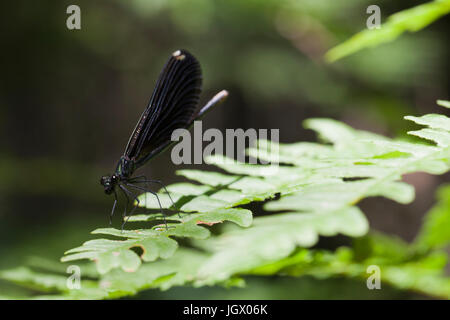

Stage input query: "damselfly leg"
[
  {"left": 109, "top": 189, "right": 119, "bottom": 226},
  {"left": 119, "top": 184, "right": 141, "bottom": 231},
  {"left": 125, "top": 182, "right": 172, "bottom": 230},
  {"left": 129, "top": 176, "right": 178, "bottom": 212}
]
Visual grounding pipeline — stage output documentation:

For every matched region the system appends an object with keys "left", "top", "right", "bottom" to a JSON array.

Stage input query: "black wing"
[
  {"left": 135, "top": 89, "right": 229, "bottom": 165},
  {"left": 124, "top": 49, "right": 202, "bottom": 168}
]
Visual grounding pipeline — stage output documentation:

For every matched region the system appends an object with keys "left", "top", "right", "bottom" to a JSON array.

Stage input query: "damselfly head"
[{"left": 100, "top": 175, "right": 118, "bottom": 195}]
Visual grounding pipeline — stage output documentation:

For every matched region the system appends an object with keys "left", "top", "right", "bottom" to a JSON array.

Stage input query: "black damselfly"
[{"left": 100, "top": 49, "right": 228, "bottom": 230}]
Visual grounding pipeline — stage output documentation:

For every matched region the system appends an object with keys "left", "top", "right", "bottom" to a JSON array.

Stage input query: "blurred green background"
[{"left": 0, "top": 0, "right": 448, "bottom": 299}]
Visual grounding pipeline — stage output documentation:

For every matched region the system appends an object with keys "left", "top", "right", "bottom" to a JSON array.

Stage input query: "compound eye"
[
  {"left": 100, "top": 176, "right": 108, "bottom": 186},
  {"left": 111, "top": 175, "right": 118, "bottom": 183}
]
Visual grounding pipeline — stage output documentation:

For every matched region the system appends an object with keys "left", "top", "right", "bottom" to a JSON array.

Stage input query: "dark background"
[{"left": 0, "top": 0, "right": 448, "bottom": 299}]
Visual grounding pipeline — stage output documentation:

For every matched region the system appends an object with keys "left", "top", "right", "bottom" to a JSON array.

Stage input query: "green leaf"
[
  {"left": 0, "top": 266, "right": 107, "bottom": 299},
  {"left": 101, "top": 248, "right": 210, "bottom": 296},
  {"left": 42, "top": 101, "right": 449, "bottom": 298},
  {"left": 62, "top": 209, "right": 252, "bottom": 274},
  {"left": 248, "top": 233, "right": 450, "bottom": 299},
  {"left": 415, "top": 184, "right": 450, "bottom": 250},
  {"left": 176, "top": 169, "right": 239, "bottom": 186},
  {"left": 0, "top": 267, "right": 69, "bottom": 292},
  {"left": 325, "top": 0, "right": 450, "bottom": 62},
  {"left": 437, "top": 100, "right": 450, "bottom": 108},
  {"left": 196, "top": 207, "right": 368, "bottom": 283}
]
